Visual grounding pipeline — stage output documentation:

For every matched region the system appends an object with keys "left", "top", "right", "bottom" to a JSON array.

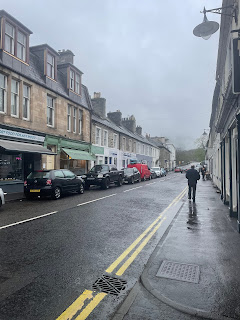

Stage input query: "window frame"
[
  {"left": 67, "top": 105, "right": 71, "bottom": 132},
  {"left": 122, "top": 137, "right": 126, "bottom": 151},
  {"left": 0, "top": 73, "right": 7, "bottom": 114},
  {"left": 78, "top": 109, "right": 83, "bottom": 135},
  {"left": 11, "top": 79, "right": 19, "bottom": 118},
  {"left": 95, "top": 127, "right": 101, "bottom": 145},
  {"left": 3, "top": 19, "right": 29, "bottom": 63},
  {"left": 46, "top": 52, "right": 55, "bottom": 80},
  {"left": 113, "top": 134, "right": 118, "bottom": 149},
  {"left": 69, "top": 68, "right": 81, "bottom": 95},
  {"left": 22, "top": 83, "right": 30, "bottom": 121},
  {"left": 47, "top": 95, "right": 55, "bottom": 127},
  {"left": 73, "top": 107, "right": 77, "bottom": 133},
  {"left": 5, "top": 21, "right": 15, "bottom": 55},
  {"left": 103, "top": 130, "right": 108, "bottom": 147},
  {"left": 17, "top": 30, "right": 26, "bottom": 62}
]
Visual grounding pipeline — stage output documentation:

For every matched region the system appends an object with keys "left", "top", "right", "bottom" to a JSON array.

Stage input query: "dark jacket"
[{"left": 186, "top": 168, "right": 200, "bottom": 186}]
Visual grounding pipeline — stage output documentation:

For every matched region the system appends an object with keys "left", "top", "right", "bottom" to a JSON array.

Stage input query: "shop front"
[
  {"left": 44, "top": 136, "right": 100, "bottom": 175},
  {"left": 0, "top": 127, "right": 55, "bottom": 198}
]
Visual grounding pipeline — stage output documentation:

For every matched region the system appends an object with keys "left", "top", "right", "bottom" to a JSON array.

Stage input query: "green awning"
[
  {"left": 62, "top": 148, "right": 96, "bottom": 161},
  {"left": 91, "top": 145, "right": 104, "bottom": 155}
]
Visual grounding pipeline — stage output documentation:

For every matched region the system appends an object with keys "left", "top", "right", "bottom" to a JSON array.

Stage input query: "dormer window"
[
  {"left": 5, "top": 22, "right": 15, "bottom": 55},
  {"left": 47, "top": 52, "right": 55, "bottom": 79},
  {"left": 69, "top": 68, "right": 81, "bottom": 95},
  {"left": 17, "top": 31, "right": 26, "bottom": 61}
]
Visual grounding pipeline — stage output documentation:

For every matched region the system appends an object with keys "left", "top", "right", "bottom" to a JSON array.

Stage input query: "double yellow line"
[{"left": 56, "top": 187, "right": 187, "bottom": 320}]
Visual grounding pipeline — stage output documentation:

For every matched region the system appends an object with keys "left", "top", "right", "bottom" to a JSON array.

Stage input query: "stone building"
[
  {"left": 0, "top": 10, "right": 93, "bottom": 197},
  {"left": 150, "top": 137, "right": 171, "bottom": 170},
  {"left": 206, "top": 0, "right": 240, "bottom": 232},
  {"left": 91, "top": 93, "right": 160, "bottom": 169}
]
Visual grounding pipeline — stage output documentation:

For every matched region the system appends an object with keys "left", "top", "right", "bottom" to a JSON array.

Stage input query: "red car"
[
  {"left": 174, "top": 167, "right": 182, "bottom": 173},
  {"left": 127, "top": 163, "right": 151, "bottom": 181}
]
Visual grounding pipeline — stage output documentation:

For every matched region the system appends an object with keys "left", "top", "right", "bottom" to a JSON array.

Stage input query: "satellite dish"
[{"left": 193, "top": 20, "right": 219, "bottom": 39}]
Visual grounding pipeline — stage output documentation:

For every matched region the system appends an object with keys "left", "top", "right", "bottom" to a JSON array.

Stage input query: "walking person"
[
  {"left": 201, "top": 166, "right": 206, "bottom": 180},
  {"left": 186, "top": 165, "right": 200, "bottom": 202}
]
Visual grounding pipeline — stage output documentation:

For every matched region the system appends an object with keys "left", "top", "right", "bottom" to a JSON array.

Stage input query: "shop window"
[
  {"left": 0, "top": 154, "right": 23, "bottom": 181},
  {"left": 47, "top": 96, "right": 54, "bottom": 127},
  {"left": 11, "top": 79, "right": 19, "bottom": 117},
  {"left": 122, "top": 160, "right": 125, "bottom": 168},
  {"left": 105, "top": 157, "right": 108, "bottom": 164},
  {"left": 114, "top": 158, "right": 117, "bottom": 166},
  {"left": 0, "top": 73, "right": 7, "bottom": 113},
  {"left": 23, "top": 84, "right": 30, "bottom": 120},
  {"left": 109, "top": 157, "right": 112, "bottom": 164}
]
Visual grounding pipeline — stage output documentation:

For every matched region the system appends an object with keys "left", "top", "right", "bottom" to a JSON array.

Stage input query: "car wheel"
[
  {"left": 103, "top": 178, "right": 110, "bottom": 189},
  {"left": 129, "top": 177, "right": 134, "bottom": 184},
  {"left": 149, "top": 175, "right": 152, "bottom": 180},
  {"left": 117, "top": 176, "right": 123, "bottom": 187},
  {"left": 0, "top": 198, "right": 2, "bottom": 207},
  {"left": 52, "top": 187, "right": 61, "bottom": 200},
  {"left": 78, "top": 183, "right": 84, "bottom": 194}
]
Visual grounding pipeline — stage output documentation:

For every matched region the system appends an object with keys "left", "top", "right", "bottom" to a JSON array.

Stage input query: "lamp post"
[{"left": 193, "top": 4, "right": 238, "bottom": 40}]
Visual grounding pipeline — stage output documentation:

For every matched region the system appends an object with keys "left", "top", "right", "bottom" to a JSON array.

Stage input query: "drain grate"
[
  {"left": 156, "top": 260, "right": 200, "bottom": 284},
  {"left": 93, "top": 275, "right": 127, "bottom": 296}
]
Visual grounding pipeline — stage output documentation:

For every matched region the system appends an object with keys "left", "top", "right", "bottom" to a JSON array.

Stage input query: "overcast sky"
[{"left": 3, "top": 0, "right": 221, "bottom": 149}]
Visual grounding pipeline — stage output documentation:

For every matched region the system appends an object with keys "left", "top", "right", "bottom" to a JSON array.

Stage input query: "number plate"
[{"left": 30, "top": 189, "right": 40, "bottom": 192}]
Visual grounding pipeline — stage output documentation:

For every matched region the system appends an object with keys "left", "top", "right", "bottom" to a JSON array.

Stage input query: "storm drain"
[
  {"left": 156, "top": 260, "right": 200, "bottom": 284},
  {"left": 92, "top": 275, "right": 127, "bottom": 296}
]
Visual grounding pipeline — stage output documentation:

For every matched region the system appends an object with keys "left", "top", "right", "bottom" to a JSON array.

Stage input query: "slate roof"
[
  {"left": 92, "top": 113, "right": 159, "bottom": 147},
  {"left": 0, "top": 51, "right": 91, "bottom": 111}
]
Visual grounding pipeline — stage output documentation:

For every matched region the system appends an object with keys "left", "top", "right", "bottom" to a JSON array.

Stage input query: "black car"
[
  {"left": 84, "top": 164, "right": 124, "bottom": 190},
  {"left": 123, "top": 168, "right": 141, "bottom": 184},
  {"left": 24, "top": 169, "right": 85, "bottom": 200}
]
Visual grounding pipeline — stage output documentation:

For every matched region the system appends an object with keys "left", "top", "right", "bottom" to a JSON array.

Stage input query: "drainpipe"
[
  {"left": 229, "top": 129, "right": 233, "bottom": 216},
  {"left": 237, "top": 114, "right": 240, "bottom": 232},
  {"left": 223, "top": 138, "right": 226, "bottom": 204},
  {"left": 221, "top": 141, "right": 223, "bottom": 200}
]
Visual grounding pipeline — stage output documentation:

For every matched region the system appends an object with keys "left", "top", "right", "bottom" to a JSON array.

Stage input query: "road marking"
[
  {"left": 56, "top": 289, "right": 107, "bottom": 320},
  {"left": 106, "top": 187, "right": 185, "bottom": 274},
  {"left": 123, "top": 186, "right": 142, "bottom": 193},
  {"left": 116, "top": 217, "right": 166, "bottom": 276},
  {"left": 146, "top": 182, "right": 156, "bottom": 185},
  {"left": 77, "top": 194, "right": 116, "bottom": 206},
  {"left": 0, "top": 211, "right": 58, "bottom": 230}
]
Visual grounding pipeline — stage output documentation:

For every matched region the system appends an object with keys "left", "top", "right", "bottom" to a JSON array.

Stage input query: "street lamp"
[{"left": 193, "top": 4, "right": 238, "bottom": 40}]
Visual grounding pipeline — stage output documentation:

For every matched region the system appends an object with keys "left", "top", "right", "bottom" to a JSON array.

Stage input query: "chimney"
[
  {"left": 57, "top": 49, "right": 75, "bottom": 64},
  {"left": 146, "top": 133, "right": 150, "bottom": 140},
  {"left": 91, "top": 92, "right": 106, "bottom": 118},
  {"left": 122, "top": 115, "right": 136, "bottom": 133},
  {"left": 136, "top": 126, "right": 142, "bottom": 135},
  {"left": 107, "top": 110, "right": 122, "bottom": 126}
]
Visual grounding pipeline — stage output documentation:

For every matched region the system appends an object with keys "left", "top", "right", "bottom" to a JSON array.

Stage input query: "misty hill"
[{"left": 176, "top": 148, "right": 205, "bottom": 165}]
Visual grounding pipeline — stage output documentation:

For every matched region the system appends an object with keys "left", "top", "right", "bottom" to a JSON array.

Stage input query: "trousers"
[{"left": 188, "top": 184, "right": 196, "bottom": 200}]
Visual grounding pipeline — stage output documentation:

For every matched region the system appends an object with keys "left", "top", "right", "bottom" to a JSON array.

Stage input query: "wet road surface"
[{"left": 0, "top": 172, "right": 187, "bottom": 320}]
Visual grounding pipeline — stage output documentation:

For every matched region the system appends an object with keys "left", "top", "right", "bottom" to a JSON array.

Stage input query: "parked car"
[
  {"left": 174, "top": 167, "right": 182, "bottom": 173},
  {"left": 83, "top": 164, "right": 124, "bottom": 190},
  {"left": 160, "top": 168, "right": 167, "bottom": 176},
  {"left": 24, "top": 169, "right": 85, "bottom": 200},
  {"left": 123, "top": 168, "right": 141, "bottom": 184},
  {"left": 127, "top": 163, "right": 151, "bottom": 181},
  {"left": 150, "top": 169, "right": 157, "bottom": 179},
  {"left": 0, "top": 188, "right": 6, "bottom": 207},
  {"left": 151, "top": 167, "right": 161, "bottom": 177}
]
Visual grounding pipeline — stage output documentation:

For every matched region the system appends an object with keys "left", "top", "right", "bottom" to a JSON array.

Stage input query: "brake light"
[
  {"left": 24, "top": 180, "right": 27, "bottom": 187},
  {"left": 46, "top": 179, "right": 52, "bottom": 185}
]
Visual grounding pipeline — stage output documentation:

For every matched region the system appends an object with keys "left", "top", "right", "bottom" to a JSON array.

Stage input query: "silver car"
[
  {"left": 151, "top": 167, "right": 161, "bottom": 177},
  {"left": 0, "top": 188, "right": 6, "bottom": 207}
]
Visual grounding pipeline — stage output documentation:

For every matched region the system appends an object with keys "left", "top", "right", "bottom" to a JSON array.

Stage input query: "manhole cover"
[
  {"left": 93, "top": 275, "right": 127, "bottom": 296},
  {"left": 156, "top": 260, "right": 200, "bottom": 283}
]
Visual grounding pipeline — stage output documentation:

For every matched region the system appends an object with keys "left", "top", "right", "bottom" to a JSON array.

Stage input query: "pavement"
[{"left": 113, "top": 179, "right": 240, "bottom": 320}]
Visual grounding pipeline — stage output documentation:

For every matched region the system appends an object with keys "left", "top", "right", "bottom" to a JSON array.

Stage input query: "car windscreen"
[
  {"left": 89, "top": 165, "right": 109, "bottom": 173},
  {"left": 124, "top": 168, "right": 133, "bottom": 174},
  {"left": 151, "top": 168, "right": 159, "bottom": 171},
  {"left": 27, "top": 171, "right": 50, "bottom": 179}
]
